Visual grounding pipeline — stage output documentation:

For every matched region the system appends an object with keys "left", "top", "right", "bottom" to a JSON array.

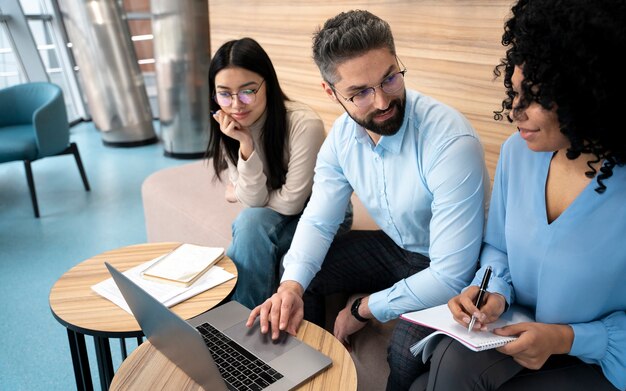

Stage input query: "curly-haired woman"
[{"left": 409, "top": 0, "right": 626, "bottom": 390}]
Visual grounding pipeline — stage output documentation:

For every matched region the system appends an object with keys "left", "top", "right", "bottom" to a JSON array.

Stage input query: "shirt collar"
[
  {"left": 376, "top": 117, "right": 408, "bottom": 154},
  {"left": 353, "top": 102, "right": 409, "bottom": 154}
]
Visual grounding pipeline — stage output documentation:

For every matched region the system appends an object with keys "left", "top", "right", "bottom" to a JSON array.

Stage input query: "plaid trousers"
[{"left": 302, "top": 230, "right": 435, "bottom": 390}]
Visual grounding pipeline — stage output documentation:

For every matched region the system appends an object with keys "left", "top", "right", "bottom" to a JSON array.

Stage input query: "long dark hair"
[
  {"left": 494, "top": 0, "right": 626, "bottom": 193},
  {"left": 207, "top": 37, "right": 289, "bottom": 189}
]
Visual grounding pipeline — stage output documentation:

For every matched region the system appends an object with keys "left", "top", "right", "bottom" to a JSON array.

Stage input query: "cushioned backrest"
[
  {"left": 0, "top": 82, "right": 69, "bottom": 158},
  {"left": 0, "top": 82, "right": 59, "bottom": 126}
]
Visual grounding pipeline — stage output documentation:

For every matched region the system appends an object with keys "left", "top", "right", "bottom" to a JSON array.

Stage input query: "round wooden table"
[
  {"left": 49, "top": 242, "right": 237, "bottom": 391},
  {"left": 110, "top": 319, "right": 357, "bottom": 390}
]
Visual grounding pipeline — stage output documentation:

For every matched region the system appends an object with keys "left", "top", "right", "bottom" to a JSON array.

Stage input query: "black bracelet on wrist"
[{"left": 350, "top": 297, "right": 369, "bottom": 323}]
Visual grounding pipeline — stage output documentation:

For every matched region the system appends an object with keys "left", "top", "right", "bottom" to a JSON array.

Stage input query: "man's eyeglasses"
[
  {"left": 214, "top": 79, "right": 265, "bottom": 106},
  {"left": 332, "top": 62, "right": 407, "bottom": 108}
]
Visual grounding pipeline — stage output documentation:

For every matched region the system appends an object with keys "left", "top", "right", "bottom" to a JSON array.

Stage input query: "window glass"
[
  {"left": 0, "top": 21, "right": 27, "bottom": 89},
  {"left": 26, "top": 17, "right": 78, "bottom": 118},
  {"left": 18, "top": 0, "right": 42, "bottom": 14},
  {"left": 19, "top": 0, "right": 82, "bottom": 120}
]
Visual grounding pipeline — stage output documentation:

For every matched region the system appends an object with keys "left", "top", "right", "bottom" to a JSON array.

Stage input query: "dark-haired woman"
[
  {"left": 208, "top": 38, "right": 329, "bottom": 309},
  {"left": 409, "top": 0, "right": 626, "bottom": 390}
]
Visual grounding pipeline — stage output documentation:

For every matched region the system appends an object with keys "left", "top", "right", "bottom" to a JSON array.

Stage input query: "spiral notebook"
[{"left": 400, "top": 304, "right": 533, "bottom": 362}]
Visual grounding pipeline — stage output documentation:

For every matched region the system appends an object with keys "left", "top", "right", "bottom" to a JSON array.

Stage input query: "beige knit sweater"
[{"left": 226, "top": 100, "right": 325, "bottom": 216}]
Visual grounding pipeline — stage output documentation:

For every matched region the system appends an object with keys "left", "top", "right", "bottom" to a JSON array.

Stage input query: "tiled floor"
[{"left": 0, "top": 121, "right": 194, "bottom": 390}]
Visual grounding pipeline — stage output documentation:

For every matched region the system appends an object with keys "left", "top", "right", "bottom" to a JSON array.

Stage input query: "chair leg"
[
  {"left": 24, "top": 160, "right": 40, "bottom": 218},
  {"left": 69, "top": 142, "right": 91, "bottom": 191}
]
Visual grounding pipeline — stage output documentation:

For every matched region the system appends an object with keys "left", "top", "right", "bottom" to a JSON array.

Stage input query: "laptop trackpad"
[{"left": 223, "top": 320, "right": 301, "bottom": 363}]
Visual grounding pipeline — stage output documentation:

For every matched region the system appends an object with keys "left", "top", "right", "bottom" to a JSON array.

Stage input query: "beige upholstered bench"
[{"left": 142, "top": 159, "right": 395, "bottom": 390}]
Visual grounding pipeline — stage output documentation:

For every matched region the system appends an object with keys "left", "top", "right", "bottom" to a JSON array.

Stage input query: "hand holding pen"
[
  {"left": 448, "top": 266, "right": 507, "bottom": 330},
  {"left": 467, "top": 266, "right": 492, "bottom": 332}
]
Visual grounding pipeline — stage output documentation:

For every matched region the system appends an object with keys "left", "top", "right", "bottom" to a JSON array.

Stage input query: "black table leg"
[
  {"left": 66, "top": 328, "right": 93, "bottom": 391},
  {"left": 119, "top": 338, "right": 128, "bottom": 360},
  {"left": 93, "top": 336, "right": 114, "bottom": 391}
]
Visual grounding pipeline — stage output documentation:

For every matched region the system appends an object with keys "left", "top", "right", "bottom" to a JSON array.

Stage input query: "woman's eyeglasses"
[{"left": 213, "top": 79, "right": 265, "bottom": 106}]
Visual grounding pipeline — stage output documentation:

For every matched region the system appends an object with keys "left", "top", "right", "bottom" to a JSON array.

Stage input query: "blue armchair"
[{"left": 0, "top": 82, "right": 90, "bottom": 217}]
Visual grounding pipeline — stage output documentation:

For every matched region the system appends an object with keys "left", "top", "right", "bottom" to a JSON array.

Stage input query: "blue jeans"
[
  {"left": 228, "top": 207, "right": 300, "bottom": 309},
  {"left": 228, "top": 201, "right": 354, "bottom": 309}
]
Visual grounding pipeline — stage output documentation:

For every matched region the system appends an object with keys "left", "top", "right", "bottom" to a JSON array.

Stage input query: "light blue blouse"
[
  {"left": 281, "top": 89, "right": 489, "bottom": 322},
  {"left": 473, "top": 132, "right": 626, "bottom": 390}
]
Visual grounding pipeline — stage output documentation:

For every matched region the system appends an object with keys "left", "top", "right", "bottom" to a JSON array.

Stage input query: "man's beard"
[{"left": 343, "top": 94, "right": 406, "bottom": 136}]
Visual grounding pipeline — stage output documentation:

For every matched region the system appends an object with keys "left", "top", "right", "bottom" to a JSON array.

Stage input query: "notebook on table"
[
  {"left": 105, "top": 262, "right": 332, "bottom": 391},
  {"left": 140, "top": 243, "right": 225, "bottom": 287},
  {"left": 400, "top": 303, "right": 534, "bottom": 363}
]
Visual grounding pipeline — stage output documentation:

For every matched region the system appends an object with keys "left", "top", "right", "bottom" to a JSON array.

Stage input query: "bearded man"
[{"left": 248, "top": 10, "right": 490, "bottom": 390}]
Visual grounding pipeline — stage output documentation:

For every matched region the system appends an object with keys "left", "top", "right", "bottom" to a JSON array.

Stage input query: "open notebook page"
[{"left": 401, "top": 304, "right": 534, "bottom": 361}]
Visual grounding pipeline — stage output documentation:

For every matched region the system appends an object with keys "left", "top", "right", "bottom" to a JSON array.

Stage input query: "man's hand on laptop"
[{"left": 247, "top": 280, "right": 305, "bottom": 340}]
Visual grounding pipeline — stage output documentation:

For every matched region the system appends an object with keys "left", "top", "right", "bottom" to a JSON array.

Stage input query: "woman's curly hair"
[{"left": 494, "top": 0, "right": 626, "bottom": 193}]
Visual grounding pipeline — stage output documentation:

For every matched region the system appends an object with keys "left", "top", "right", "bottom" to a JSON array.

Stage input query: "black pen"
[{"left": 468, "top": 265, "right": 492, "bottom": 332}]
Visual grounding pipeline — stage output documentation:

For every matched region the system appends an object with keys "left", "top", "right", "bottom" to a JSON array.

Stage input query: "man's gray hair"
[{"left": 312, "top": 10, "right": 396, "bottom": 84}]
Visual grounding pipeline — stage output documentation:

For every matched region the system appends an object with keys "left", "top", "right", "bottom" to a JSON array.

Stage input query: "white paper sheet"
[{"left": 91, "top": 258, "right": 236, "bottom": 314}]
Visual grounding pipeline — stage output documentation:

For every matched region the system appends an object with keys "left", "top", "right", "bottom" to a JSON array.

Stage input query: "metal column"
[
  {"left": 152, "top": 0, "right": 210, "bottom": 158},
  {"left": 57, "top": 0, "right": 157, "bottom": 146}
]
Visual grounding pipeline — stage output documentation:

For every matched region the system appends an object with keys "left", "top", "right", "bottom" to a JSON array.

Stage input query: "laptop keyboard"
[{"left": 197, "top": 322, "right": 284, "bottom": 391}]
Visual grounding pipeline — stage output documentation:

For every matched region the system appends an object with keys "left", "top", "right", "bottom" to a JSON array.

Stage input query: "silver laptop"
[{"left": 105, "top": 262, "right": 332, "bottom": 390}]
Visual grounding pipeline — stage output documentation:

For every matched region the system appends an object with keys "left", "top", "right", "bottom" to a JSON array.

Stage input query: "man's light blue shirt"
[{"left": 281, "top": 89, "right": 489, "bottom": 322}]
